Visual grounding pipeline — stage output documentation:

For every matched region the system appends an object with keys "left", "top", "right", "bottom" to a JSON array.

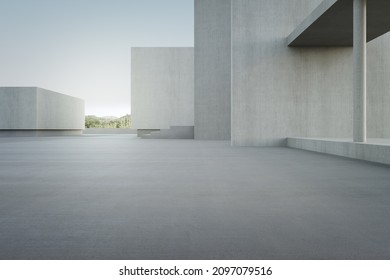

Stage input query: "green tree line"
[{"left": 85, "top": 115, "right": 131, "bottom": 128}]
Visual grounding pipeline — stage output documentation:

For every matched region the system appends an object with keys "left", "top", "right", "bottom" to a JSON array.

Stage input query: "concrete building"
[
  {"left": 131, "top": 47, "right": 194, "bottom": 139},
  {"left": 230, "top": 0, "right": 390, "bottom": 146},
  {"left": 193, "top": 0, "right": 390, "bottom": 164},
  {"left": 130, "top": 0, "right": 390, "bottom": 163},
  {"left": 0, "top": 87, "right": 85, "bottom": 136}
]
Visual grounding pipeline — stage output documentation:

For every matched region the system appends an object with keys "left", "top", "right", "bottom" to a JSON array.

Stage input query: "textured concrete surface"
[
  {"left": 194, "top": 0, "right": 231, "bottom": 140},
  {"left": 1, "top": 135, "right": 390, "bottom": 260},
  {"left": 366, "top": 36, "right": 390, "bottom": 139},
  {"left": 288, "top": 137, "right": 390, "bottom": 165},
  {"left": 231, "top": 0, "right": 390, "bottom": 146},
  {"left": 131, "top": 48, "right": 194, "bottom": 130},
  {"left": 0, "top": 87, "right": 37, "bottom": 128},
  {"left": 36, "top": 88, "right": 85, "bottom": 130},
  {"left": 0, "top": 87, "right": 84, "bottom": 133},
  {"left": 288, "top": 0, "right": 390, "bottom": 46}
]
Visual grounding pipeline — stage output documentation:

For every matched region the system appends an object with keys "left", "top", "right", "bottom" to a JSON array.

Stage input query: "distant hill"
[{"left": 85, "top": 114, "right": 131, "bottom": 128}]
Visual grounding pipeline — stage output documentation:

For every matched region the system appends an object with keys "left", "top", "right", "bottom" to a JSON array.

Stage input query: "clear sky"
[{"left": 0, "top": 0, "right": 194, "bottom": 117}]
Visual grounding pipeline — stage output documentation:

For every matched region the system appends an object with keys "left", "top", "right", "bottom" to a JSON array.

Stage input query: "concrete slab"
[
  {"left": 287, "top": 137, "right": 390, "bottom": 165},
  {"left": 1, "top": 135, "right": 390, "bottom": 259},
  {"left": 288, "top": 0, "right": 390, "bottom": 46}
]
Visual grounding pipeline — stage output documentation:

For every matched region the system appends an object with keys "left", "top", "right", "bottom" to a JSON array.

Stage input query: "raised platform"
[
  {"left": 288, "top": 0, "right": 390, "bottom": 46},
  {"left": 287, "top": 137, "right": 390, "bottom": 165}
]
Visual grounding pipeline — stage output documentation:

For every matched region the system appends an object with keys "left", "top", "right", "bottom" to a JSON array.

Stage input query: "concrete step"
[
  {"left": 137, "top": 129, "right": 160, "bottom": 137},
  {"left": 140, "top": 126, "right": 194, "bottom": 139}
]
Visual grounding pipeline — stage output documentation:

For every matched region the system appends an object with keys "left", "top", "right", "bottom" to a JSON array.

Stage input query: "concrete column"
[{"left": 353, "top": 0, "right": 367, "bottom": 142}]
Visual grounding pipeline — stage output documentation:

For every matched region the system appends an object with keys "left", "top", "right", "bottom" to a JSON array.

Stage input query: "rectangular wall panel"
[
  {"left": 131, "top": 47, "right": 194, "bottom": 130},
  {"left": 194, "top": 0, "right": 231, "bottom": 140}
]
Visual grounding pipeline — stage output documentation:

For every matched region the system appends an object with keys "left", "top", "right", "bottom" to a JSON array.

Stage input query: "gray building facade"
[{"left": 131, "top": 0, "right": 390, "bottom": 150}]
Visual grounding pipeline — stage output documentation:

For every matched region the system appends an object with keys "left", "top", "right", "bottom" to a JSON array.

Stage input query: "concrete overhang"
[{"left": 287, "top": 0, "right": 390, "bottom": 47}]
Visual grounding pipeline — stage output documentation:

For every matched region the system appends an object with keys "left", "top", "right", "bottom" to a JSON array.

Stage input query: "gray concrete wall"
[
  {"left": 0, "top": 87, "right": 84, "bottom": 132},
  {"left": 36, "top": 88, "right": 85, "bottom": 129},
  {"left": 131, "top": 47, "right": 194, "bottom": 130},
  {"left": 194, "top": 0, "right": 231, "bottom": 140},
  {"left": 367, "top": 35, "right": 390, "bottom": 139},
  {"left": 0, "top": 87, "right": 37, "bottom": 129},
  {"left": 231, "top": 0, "right": 390, "bottom": 146}
]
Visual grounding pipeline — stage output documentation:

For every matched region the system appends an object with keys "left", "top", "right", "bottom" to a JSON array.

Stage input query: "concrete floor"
[{"left": 0, "top": 135, "right": 390, "bottom": 260}]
